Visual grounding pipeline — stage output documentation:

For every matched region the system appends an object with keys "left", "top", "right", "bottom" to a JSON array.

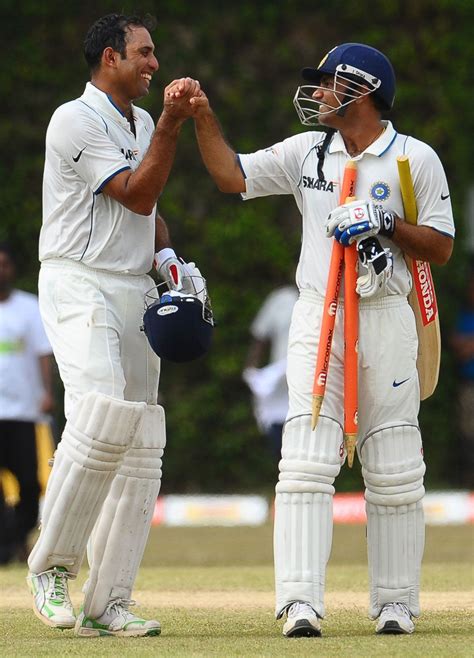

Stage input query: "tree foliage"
[{"left": 2, "top": 0, "right": 472, "bottom": 492}]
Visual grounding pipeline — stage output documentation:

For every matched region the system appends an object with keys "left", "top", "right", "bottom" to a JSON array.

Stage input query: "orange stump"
[
  {"left": 311, "top": 161, "right": 359, "bottom": 467},
  {"left": 311, "top": 160, "right": 357, "bottom": 431},
  {"left": 343, "top": 243, "right": 358, "bottom": 467}
]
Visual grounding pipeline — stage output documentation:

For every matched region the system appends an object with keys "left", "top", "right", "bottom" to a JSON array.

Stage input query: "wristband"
[{"left": 378, "top": 210, "right": 396, "bottom": 238}]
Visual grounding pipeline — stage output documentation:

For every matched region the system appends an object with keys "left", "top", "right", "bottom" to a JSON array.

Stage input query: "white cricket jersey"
[
  {"left": 0, "top": 290, "right": 52, "bottom": 422},
  {"left": 39, "top": 82, "right": 156, "bottom": 274},
  {"left": 238, "top": 121, "right": 455, "bottom": 297}
]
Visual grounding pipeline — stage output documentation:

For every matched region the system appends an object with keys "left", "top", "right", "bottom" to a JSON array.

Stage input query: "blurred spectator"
[
  {"left": 0, "top": 243, "right": 55, "bottom": 564},
  {"left": 243, "top": 284, "right": 298, "bottom": 463},
  {"left": 450, "top": 262, "right": 474, "bottom": 488}
]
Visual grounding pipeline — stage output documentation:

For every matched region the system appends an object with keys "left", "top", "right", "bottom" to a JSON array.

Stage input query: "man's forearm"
[
  {"left": 392, "top": 220, "right": 453, "bottom": 265},
  {"left": 155, "top": 212, "right": 172, "bottom": 252},
  {"left": 195, "top": 109, "right": 245, "bottom": 193},
  {"left": 125, "top": 113, "right": 185, "bottom": 214}
]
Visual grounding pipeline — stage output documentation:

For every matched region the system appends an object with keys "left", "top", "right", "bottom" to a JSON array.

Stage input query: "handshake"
[{"left": 325, "top": 199, "right": 396, "bottom": 298}]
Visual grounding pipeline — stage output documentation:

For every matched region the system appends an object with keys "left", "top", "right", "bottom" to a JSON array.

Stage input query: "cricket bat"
[{"left": 397, "top": 155, "right": 441, "bottom": 400}]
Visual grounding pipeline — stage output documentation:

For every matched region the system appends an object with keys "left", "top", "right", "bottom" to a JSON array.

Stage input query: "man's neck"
[
  {"left": 90, "top": 78, "right": 133, "bottom": 119},
  {"left": 340, "top": 121, "right": 386, "bottom": 157}
]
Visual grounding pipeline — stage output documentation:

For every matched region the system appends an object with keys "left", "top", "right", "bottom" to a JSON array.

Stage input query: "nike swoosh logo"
[
  {"left": 393, "top": 378, "right": 410, "bottom": 387},
  {"left": 72, "top": 147, "right": 86, "bottom": 163},
  {"left": 440, "top": 193, "right": 450, "bottom": 200}
]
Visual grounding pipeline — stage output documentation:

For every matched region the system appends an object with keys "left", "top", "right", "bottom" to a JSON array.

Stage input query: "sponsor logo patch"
[
  {"left": 72, "top": 146, "right": 86, "bottom": 163},
  {"left": 413, "top": 260, "right": 438, "bottom": 325},
  {"left": 393, "top": 378, "right": 410, "bottom": 387},
  {"left": 121, "top": 148, "right": 138, "bottom": 161},
  {"left": 302, "top": 176, "right": 336, "bottom": 192},
  {"left": 157, "top": 305, "right": 178, "bottom": 316}
]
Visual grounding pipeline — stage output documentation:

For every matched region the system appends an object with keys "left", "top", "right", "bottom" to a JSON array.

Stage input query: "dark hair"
[{"left": 83, "top": 13, "right": 157, "bottom": 71}]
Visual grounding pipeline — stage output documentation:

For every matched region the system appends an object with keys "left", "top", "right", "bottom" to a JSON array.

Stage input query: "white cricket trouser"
[
  {"left": 286, "top": 289, "right": 420, "bottom": 435},
  {"left": 38, "top": 259, "right": 160, "bottom": 414}
]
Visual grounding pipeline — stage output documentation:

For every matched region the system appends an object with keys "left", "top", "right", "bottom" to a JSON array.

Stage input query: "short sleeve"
[
  {"left": 47, "top": 102, "right": 131, "bottom": 194},
  {"left": 239, "top": 132, "right": 320, "bottom": 201},
  {"left": 407, "top": 140, "right": 455, "bottom": 237}
]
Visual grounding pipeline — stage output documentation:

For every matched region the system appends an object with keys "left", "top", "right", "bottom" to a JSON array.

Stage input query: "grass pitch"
[{"left": 0, "top": 524, "right": 472, "bottom": 657}]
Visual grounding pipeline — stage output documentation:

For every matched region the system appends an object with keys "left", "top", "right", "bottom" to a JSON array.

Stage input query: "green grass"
[{"left": 0, "top": 524, "right": 472, "bottom": 657}]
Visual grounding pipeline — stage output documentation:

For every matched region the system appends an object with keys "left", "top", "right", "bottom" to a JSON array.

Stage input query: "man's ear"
[{"left": 102, "top": 46, "right": 119, "bottom": 69}]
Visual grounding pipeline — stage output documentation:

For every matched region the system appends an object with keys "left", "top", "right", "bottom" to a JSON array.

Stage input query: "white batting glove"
[
  {"left": 325, "top": 200, "right": 396, "bottom": 246},
  {"left": 180, "top": 261, "right": 206, "bottom": 301},
  {"left": 356, "top": 237, "right": 393, "bottom": 298},
  {"left": 154, "top": 248, "right": 204, "bottom": 298}
]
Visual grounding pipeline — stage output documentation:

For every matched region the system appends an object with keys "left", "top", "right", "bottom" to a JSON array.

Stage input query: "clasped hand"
[{"left": 163, "top": 77, "right": 203, "bottom": 119}]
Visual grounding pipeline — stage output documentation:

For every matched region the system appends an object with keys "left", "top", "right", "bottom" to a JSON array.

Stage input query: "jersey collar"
[
  {"left": 81, "top": 82, "right": 136, "bottom": 128},
  {"left": 328, "top": 120, "right": 397, "bottom": 158}
]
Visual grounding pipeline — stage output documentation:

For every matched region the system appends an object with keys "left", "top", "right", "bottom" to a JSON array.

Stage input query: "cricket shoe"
[
  {"left": 282, "top": 601, "right": 322, "bottom": 637},
  {"left": 376, "top": 602, "right": 415, "bottom": 634},
  {"left": 74, "top": 598, "right": 161, "bottom": 637},
  {"left": 27, "top": 566, "right": 75, "bottom": 629}
]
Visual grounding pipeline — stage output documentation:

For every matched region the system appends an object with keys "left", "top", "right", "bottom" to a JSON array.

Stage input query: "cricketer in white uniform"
[
  {"left": 27, "top": 13, "right": 202, "bottom": 637},
  {"left": 189, "top": 43, "right": 454, "bottom": 636}
]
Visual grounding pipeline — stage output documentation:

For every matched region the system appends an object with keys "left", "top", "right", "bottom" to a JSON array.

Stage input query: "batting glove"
[
  {"left": 154, "top": 248, "right": 204, "bottom": 298},
  {"left": 356, "top": 237, "right": 393, "bottom": 298},
  {"left": 325, "top": 199, "right": 396, "bottom": 246}
]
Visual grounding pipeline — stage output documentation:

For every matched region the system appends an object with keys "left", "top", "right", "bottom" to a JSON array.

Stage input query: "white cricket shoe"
[
  {"left": 282, "top": 601, "right": 322, "bottom": 637},
  {"left": 74, "top": 598, "right": 161, "bottom": 637},
  {"left": 27, "top": 567, "right": 75, "bottom": 629},
  {"left": 376, "top": 602, "right": 415, "bottom": 634}
]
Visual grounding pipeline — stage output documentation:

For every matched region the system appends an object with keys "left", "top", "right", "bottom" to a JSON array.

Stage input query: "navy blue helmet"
[
  {"left": 142, "top": 283, "right": 214, "bottom": 363},
  {"left": 302, "top": 43, "right": 396, "bottom": 110}
]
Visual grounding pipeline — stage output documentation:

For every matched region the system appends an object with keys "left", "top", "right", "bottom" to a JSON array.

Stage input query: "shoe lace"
[
  {"left": 383, "top": 602, "right": 411, "bottom": 618},
  {"left": 288, "top": 601, "right": 315, "bottom": 617},
  {"left": 46, "top": 567, "right": 73, "bottom": 602},
  {"left": 105, "top": 597, "right": 137, "bottom": 618}
]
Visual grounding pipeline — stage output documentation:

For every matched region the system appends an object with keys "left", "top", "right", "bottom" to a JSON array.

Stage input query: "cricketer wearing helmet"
[
  {"left": 186, "top": 43, "right": 454, "bottom": 636},
  {"left": 27, "top": 13, "right": 206, "bottom": 638}
]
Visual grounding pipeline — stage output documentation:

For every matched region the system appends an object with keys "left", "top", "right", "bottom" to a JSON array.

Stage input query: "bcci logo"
[{"left": 370, "top": 181, "right": 391, "bottom": 202}]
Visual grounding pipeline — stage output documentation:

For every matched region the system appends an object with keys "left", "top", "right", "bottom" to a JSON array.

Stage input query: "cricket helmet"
[
  {"left": 302, "top": 43, "right": 396, "bottom": 110},
  {"left": 142, "top": 278, "right": 214, "bottom": 363}
]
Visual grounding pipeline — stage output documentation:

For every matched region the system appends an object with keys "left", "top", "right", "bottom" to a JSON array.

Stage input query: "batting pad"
[
  {"left": 360, "top": 424, "right": 425, "bottom": 618},
  {"left": 28, "top": 393, "right": 146, "bottom": 575},
  {"left": 274, "top": 414, "right": 343, "bottom": 618},
  {"left": 83, "top": 404, "right": 166, "bottom": 618}
]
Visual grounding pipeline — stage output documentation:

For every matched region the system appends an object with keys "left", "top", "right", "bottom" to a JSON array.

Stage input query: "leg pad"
[
  {"left": 84, "top": 405, "right": 166, "bottom": 618},
  {"left": 274, "top": 414, "right": 343, "bottom": 618},
  {"left": 361, "top": 424, "right": 425, "bottom": 618},
  {"left": 28, "top": 394, "right": 145, "bottom": 574}
]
